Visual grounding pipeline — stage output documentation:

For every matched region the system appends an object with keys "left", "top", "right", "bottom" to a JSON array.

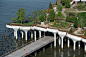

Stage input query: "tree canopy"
[
  {"left": 39, "top": 15, "right": 45, "bottom": 22},
  {"left": 61, "top": 0, "right": 70, "bottom": 8},
  {"left": 11, "top": 18, "right": 15, "bottom": 22},
  {"left": 49, "top": 2, "right": 52, "bottom": 9},
  {"left": 57, "top": 4, "right": 63, "bottom": 11},
  {"left": 56, "top": 11, "right": 63, "bottom": 22},
  {"left": 16, "top": 8, "right": 25, "bottom": 24},
  {"left": 48, "top": 10, "right": 55, "bottom": 21}
]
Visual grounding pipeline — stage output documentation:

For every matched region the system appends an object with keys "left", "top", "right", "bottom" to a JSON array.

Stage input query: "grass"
[
  {"left": 73, "top": 4, "right": 86, "bottom": 11},
  {"left": 65, "top": 8, "right": 75, "bottom": 11},
  {"left": 10, "top": 22, "right": 34, "bottom": 26},
  {"left": 64, "top": 11, "right": 78, "bottom": 17},
  {"left": 51, "top": 21, "right": 71, "bottom": 29}
]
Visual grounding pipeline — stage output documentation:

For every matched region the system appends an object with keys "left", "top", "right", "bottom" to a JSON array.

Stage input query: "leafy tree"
[
  {"left": 57, "top": 3, "right": 63, "bottom": 11},
  {"left": 53, "top": 20, "right": 56, "bottom": 25},
  {"left": 39, "top": 15, "right": 45, "bottom": 22},
  {"left": 29, "top": 16, "right": 31, "bottom": 21},
  {"left": 32, "top": 9, "right": 38, "bottom": 24},
  {"left": 11, "top": 18, "right": 15, "bottom": 22},
  {"left": 16, "top": 8, "right": 25, "bottom": 24},
  {"left": 49, "top": 2, "right": 52, "bottom": 9},
  {"left": 65, "top": 0, "right": 70, "bottom": 8},
  {"left": 48, "top": 10, "right": 55, "bottom": 21},
  {"left": 61, "top": 0, "right": 65, "bottom": 6},
  {"left": 56, "top": 11, "right": 63, "bottom": 23},
  {"left": 66, "top": 15, "right": 70, "bottom": 22},
  {"left": 66, "top": 15, "right": 77, "bottom": 22},
  {"left": 70, "top": 28, "right": 73, "bottom": 33},
  {"left": 74, "top": 19, "right": 78, "bottom": 28}
]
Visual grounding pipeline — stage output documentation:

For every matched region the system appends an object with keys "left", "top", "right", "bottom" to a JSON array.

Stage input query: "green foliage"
[
  {"left": 49, "top": 2, "right": 52, "bottom": 9},
  {"left": 11, "top": 18, "right": 15, "bottom": 22},
  {"left": 16, "top": 8, "right": 25, "bottom": 23},
  {"left": 51, "top": 21, "right": 71, "bottom": 29},
  {"left": 32, "top": 9, "right": 38, "bottom": 24},
  {"left": 77, "top": 12, "right": 86, "bottom": 27},
  {"left": 74, "top": 4, "right": 86, "bottom": 11},
  {"left": 84, "top": 31, "right": 86, "bottom": 36},
  {"left": 66, "top": 15, "right": 77, "bottom": 22},
  {"left": 53, "top": 20, "right": 56, "bottom": 25},
  {"left": 61, "top": 0, "right": 70, "bottom": 8},
  {"left": 56, "top": 11, "right": 63, "bottom": 22},
  {"left": 32, "top": 9, "right": 46, "bottom": 24},
  {"left": 70, "top": 28, "right": 73, "bottom": 33},
  {"left": 74, "top": 19, "right": 78, "bottom": 28},
  {"left": 61, "top": 0, "right": 65, "bottom": 6},
  {"left": 29, "top": 16, "right": 31, "bottom": 20},
  {"left": 68, "top": 12, "right": 75, "bottom": 17},
  {"left": 57, "top": 4, "right": 63, "bottom": 11},
  {"left": 65, "top": 0, "right": 70, "bottom": 8},
  {"left": 55, "top": 1, "right": 57, "bottom": 5},
  {"left": 48, "top": 10, "right": 55, "bottom": 21},
  {"left": 39, "top": 15, "right": 45, "bottom": 22}
]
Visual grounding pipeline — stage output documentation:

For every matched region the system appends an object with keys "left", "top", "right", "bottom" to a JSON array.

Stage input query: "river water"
[{"left": 0, "top": 0, "right": 85, "bottom": 57}]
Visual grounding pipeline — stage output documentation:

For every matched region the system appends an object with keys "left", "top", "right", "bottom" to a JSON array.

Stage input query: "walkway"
[
  {"left": 5, "top": 36, "right": 54, "bottom": 57},
  {"left": 73, "top": 28, "right": 82, "bottom": 35}
]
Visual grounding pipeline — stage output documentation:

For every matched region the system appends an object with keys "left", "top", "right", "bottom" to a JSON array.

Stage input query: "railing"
[
  {"left": 1, "top": 40, "right": 35, "bottom": 57},
  {"left": 1, "top": 36, "right": 45, "bottom": 57}
]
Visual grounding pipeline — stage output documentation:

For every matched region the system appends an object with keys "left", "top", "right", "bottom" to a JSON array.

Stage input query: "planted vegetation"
[
  {"left": 77, "top": 12, "right": 86, "bottom": 27},
  {"left": 74, "top": 4, "right": 86, "bottom": 11}
]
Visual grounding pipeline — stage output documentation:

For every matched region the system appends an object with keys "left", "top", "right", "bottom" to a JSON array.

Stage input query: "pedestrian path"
[{"left": 5, "top": 36, "right": 54, "bottom": 57}]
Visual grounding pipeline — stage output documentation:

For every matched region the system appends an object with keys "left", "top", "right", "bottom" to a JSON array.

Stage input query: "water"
[
  {"left": 0, "top": 0, "right": 85, "bottom": 57},
  {"left": 0, "top": 0, "right": 56, "bottom": 56},
  {"left": 32, "top": 41, "right": 85, "bottom": 57}
]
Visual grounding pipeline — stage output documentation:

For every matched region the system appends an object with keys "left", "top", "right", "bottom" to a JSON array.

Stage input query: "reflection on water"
[
  {"left": 0, "top": 29, "right": 33, "bottom": 56},
  {"left": 32, "top": 42, "right": 85, "bottom": 57}
]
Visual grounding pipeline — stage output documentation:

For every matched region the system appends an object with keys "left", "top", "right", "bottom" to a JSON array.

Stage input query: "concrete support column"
[
  {"left": 43, "top": 47, "right": 45, "bottom": 52},
  {"left": 84, "top": 43, "right": 86, "bottom": 52},
  {"left": 54, "top": 33, "right": 56, "bottom": 48},
  {"left": 34, "top": 31, "right": 36, "bottom": 41},
  {"left": 39, "top": 31, "right": 41, "bottom": 39},
  {"left": 35, "top": 52, "right": 37, "bottom": 56},
  {"left": 78, "top": 41, "right": 80, "bottom": 49},
  {"left": 21, "top": 31, "right": 23, "bottom": 38},
  {"left": 59, "top": 37, "right": 61, "bottom": 46},
  {"left": 68, "top": 38, "right": 70, "bottom": 48},
  {"left": 51, "top": 43, "right": 52, "bottom": 48},
  {"left": 14, "top": 31, "right": 16, "bottom": 37},
  {"left": 54, "top": 50, "right": 56, "bottom": 57},
  {"left": 14, "top": 29, "right": 18, "bottom": 39},
  {"left": 25, "top": 31, "right": 28, "bottom": 40},
  {"left": 61, "top": 37, "right": 63, "bottom": 50},
  {"left": 73, "top": 41, "right": 76, "bottom": 51},
  {"left": 31, "top": 31, "right": 33, "bottom": 38},
  {"left": 44, "top": 32, "right": 45, "bottom": 37}
]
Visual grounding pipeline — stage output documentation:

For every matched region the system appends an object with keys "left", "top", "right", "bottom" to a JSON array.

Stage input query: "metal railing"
[
  {"left": 1, "top": 36, "right": 45, "bottom": 57},
  {"left": 1, "top": 40, "right": 35, "bottom": 57}
]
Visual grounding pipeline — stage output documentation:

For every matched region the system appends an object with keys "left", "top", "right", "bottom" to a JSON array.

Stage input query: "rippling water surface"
[{"left": 0, "top": 0, "right": 85, "bottom": 57}]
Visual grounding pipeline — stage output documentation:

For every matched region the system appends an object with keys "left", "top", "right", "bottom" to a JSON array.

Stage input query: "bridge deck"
[{"left": 5, "top": 36, "right": 54, "bottom": 57}]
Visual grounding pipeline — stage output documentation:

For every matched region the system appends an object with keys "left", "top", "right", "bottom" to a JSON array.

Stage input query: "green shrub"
[
  {"left": 53, "top": 20, "right": 56, "bottom": 25},
  {"left": 49, "top": 2, "right": 52, "bottom": 9},
  {"left": 68, "top": 12, "right": 75, "bottom": 17},
  {"left": 84, "top": 31, "right": 86, "bottom": 36},
  {"left": 74, "top": 19, "right": 78, "bottom": 28},
  {"left": 70, "top": 28, "right": 73, "bottom": 33}
]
